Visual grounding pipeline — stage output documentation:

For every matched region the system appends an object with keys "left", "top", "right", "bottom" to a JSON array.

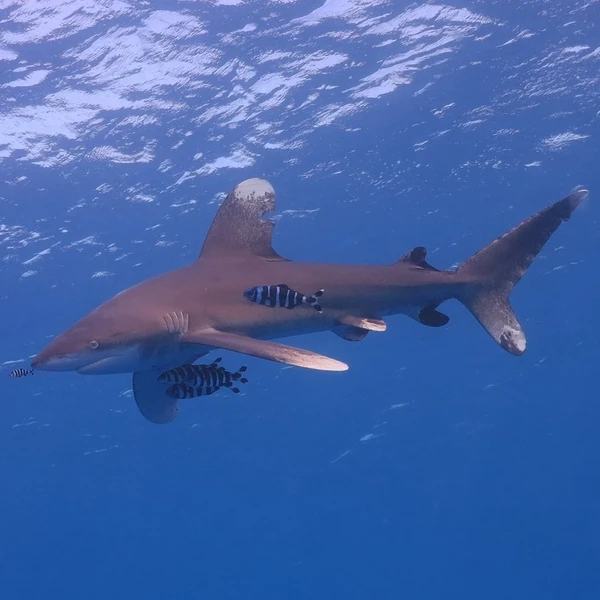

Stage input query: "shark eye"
[{"left": 88, "top": 340, "right": 99, "bottom": 350}]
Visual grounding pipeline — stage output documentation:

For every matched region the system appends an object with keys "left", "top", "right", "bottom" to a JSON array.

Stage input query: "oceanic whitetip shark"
[{"left": 31, "top": 178, "right": 588, "bottom": 424}]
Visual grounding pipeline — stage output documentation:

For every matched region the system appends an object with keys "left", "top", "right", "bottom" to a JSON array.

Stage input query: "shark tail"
[{"left": 456, "top": 189, "right": 587, "bottom": 356}]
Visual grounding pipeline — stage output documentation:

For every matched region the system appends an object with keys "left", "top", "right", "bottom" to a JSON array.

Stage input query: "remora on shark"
[{"left": 32, "top": 178, "right": 589, "bottom": 424}]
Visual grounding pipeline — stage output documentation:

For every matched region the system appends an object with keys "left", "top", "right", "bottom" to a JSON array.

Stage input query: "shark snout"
[
  {"left": 31, "top": 347, "right": 126, "bottom": 374},
  {"left": 31, "top": 348, "right": 82, "bottom": 372},
  {"left": 31, "top": 355, "right": 66, "bottom": 371},
  {"left": 32, "top": 335, "right": 157, "bottom": 374},
  {"left": 30, "top": 354, "right": 43, "bottom": 369},
  {"left": 31, "top": 336, "right": 102, "bottom": 372}
]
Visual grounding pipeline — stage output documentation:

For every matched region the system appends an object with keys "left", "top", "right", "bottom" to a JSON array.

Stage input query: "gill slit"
[{"left": 161, "top": 311, "right": 190, "bottom": 335}]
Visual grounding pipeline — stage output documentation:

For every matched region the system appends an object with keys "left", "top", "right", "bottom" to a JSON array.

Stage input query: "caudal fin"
[
  {"left": 232, "top": 366, "right": 249, "bottom": 384},
  {"left": 457, "top": 189, "right": 588, "bottom": 355},
  {"left": 306, "top": 288, "right": 324, "bottom": 313}
]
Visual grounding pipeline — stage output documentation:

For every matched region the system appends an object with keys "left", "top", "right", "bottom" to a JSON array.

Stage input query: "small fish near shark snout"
[
  {"left": 9, "top": 368, "right": 34, "bottom": 378},
  {"left": 30, "top": 177, "right": 590, "bottom": 424}
]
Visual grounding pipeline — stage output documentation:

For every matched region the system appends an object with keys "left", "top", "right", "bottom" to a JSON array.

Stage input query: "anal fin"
[
  {"left": 332, "top": 325, "right": 370, "bottom": 342},
  {"left": 418, "top": 305, "right": 450, "bottom": 327},
  {"left": 133, "top": 371, "right": 179, "bottom": 424},
  {"left": 182, "top": 329, "right": 349, "bottom": 372},
  {"left": 339, "top": 315, "right": 387, "bottom": 332}
]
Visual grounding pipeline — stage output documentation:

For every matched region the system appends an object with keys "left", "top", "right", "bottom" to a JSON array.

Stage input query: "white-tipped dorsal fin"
[
  {"left": 198, "top": 178, "right": 289, "bottom": 262},
  {"left": 182, "top": 328, "right": 349, "bottom": 372},
  {"left": 133, "top": 371, "right": 179, "bottom": 424}
]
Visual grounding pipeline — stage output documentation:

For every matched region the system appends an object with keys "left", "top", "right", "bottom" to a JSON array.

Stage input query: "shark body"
[{"left": 31, "top": 178, "right": 589, "bottom": 423}]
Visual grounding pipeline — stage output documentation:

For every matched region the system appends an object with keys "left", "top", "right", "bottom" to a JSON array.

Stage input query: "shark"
[{"left": 31, "top": 178, "right": 589, "bottom": 424}]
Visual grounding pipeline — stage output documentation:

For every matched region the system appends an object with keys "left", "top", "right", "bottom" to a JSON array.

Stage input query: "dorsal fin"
[
  {"left": 198, "top": 178, "right": 289, "bottom": 261},
  {"left": 397, "top": 246, "right": 439, "bottom": 271}
]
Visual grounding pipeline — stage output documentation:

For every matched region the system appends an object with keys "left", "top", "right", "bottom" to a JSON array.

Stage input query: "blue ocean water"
[{"left": 1, "top": 0, "right": 599, "bottom": 598}]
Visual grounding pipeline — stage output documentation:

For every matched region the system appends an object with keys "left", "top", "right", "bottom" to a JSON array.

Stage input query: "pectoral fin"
[
  {"left": 182, "top": 329, "right": 349, "bottom": 372},
  {"left": 133, "top": 371, "right": 179, "bottom": 424}
]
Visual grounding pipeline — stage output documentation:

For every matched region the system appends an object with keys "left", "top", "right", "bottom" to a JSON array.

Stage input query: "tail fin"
[
  {"left": 457, "top": 189, "right": 587, "bottom": 355},
  {"left": 232, "top": 366, "right": 248, "bottom": 383},
  {"left": 307, "top": 289, "right": 324, "bottom": 313}
]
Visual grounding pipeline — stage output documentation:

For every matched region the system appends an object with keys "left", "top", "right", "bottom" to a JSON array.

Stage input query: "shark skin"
[{"left": 31, "top": 178, "right": 589, "bottom": 423}]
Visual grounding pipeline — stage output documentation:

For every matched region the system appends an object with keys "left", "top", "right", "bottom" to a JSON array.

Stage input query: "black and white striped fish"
[
  {"left": 158, "top": 358, "right": 224, "bottom": 385},
  {"left": 165, "top": 365, "right": 249, "bottom": 399},
  {"left": 9, "top": 368, "right": 34, "bottom": 378},
  {"left": 243, "top": 284, "right": 324, "bottom": 313},
  {"left": 166, "top": 383, "right": 223, "bottom": 400},
  {"left": 158, "top": 359, "right": 248, "bottom": 391}
]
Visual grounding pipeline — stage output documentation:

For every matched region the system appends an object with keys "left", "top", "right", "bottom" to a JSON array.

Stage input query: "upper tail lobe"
[{"left": 456, "top": 188, "right": 588, "bottom": 355}]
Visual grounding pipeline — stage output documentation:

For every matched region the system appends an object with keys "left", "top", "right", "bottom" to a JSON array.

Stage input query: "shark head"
[
  {"left": 32, "top": 313, "right": 147, "bottom": 375},
  {"left": 30, "top": 297, "right": 186, "bottom": 375}
]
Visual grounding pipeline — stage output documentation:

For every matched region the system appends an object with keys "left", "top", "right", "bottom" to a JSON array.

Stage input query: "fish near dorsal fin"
[
  {"left": 397, "top": 246, "right": 440, "bottom": 272},
  {"left": 198, "top": 178, "right": 289, "bottom": 262}
]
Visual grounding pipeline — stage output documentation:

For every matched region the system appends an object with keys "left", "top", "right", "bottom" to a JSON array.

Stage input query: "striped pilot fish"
[
  {"left": 158, "top": 358, "right": 224, "bottom": 385},
  {"left": 159, "top": 359, "right": 249, "bottom": 399},
  {"left": 243, "top": 284, "right": 324, "bottom": 313},
  {"left": 9, "top": 368, "right": 34, "bottom": 378},
  {"left": 166, "top": 383, "right": 223, "bottom": 399},
  {"left": 165, "top": 367, "right": 249, "bottom": 399}
]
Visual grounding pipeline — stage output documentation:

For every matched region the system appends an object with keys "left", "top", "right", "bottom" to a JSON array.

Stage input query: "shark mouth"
[
  {"left": 31, "top": 346, "right": 140, "bottom": 375},
  {"left": 76, "top": 356, "right": 132, "bottom": 375}
]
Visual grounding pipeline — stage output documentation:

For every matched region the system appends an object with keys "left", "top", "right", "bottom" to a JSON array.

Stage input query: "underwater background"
[{"left": 1, "top": 0, "right": 599, "bottom": 598}]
